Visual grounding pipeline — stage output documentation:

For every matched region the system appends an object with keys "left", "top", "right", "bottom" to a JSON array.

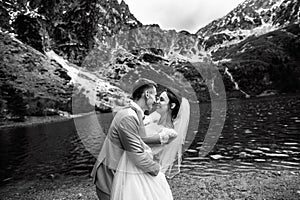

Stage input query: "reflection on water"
[
  {"left": 184, "top": 94, "right": 300, "bottom": 176},
  {"left": 0, "top": 94, "right": 299, "bottom": 185},
  {"left": 0, "top": 121, "right": 76, "bottom": 185}
]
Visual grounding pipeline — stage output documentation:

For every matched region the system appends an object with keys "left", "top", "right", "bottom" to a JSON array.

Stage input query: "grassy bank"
[{"left": 1, "top": 170, "right": 299, "bottom": 200}]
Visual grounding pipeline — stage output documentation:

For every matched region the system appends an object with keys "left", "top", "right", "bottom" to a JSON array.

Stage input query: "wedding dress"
[
  {"left": 110, "top": 124, "right": 174, "bottom": 200},
  {"left": 110, "top": 98, "right": 190, "bottom": 200}
]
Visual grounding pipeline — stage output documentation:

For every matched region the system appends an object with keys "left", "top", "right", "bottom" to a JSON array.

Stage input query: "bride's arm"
[
  {"left": 142, "top": 128, "right": 177, "bottom": 145},
  {"left": 136, "top": 114, "right": 177, "bottom": 145},
  {"left": 130, "top": 104, "right": 177, "bottom": 144},
  {"left": 134, "top": 114, "right": 161, "bottom": 144},
  {"left": 141, "top": 134, "right": 161, "bottom": 144}
]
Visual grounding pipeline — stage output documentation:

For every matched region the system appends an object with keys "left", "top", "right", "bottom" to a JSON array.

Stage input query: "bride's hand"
[{"left": 159, "top": 128, "right": 177, "bottom": 144}]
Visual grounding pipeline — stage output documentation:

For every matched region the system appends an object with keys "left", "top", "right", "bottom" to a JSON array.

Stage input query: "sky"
[{"left": 120, "top": 0, "right": 245, "bottom": 33}]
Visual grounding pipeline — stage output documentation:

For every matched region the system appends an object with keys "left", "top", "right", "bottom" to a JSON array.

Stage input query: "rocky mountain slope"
[
  {"left": 194, "top": 0, "right": 300, "bottom": 96},
  {"left": 83, "top": 25, "right": 225, "bottom": 103},
  {"left": 0, "top": 0, "right": 141, "bottom": 121},
  {"left": 0, "top": 33, "right": 73, "bottom": 121},
  {"left": 196, "top": 0, "right": 300, "bottom": 52},
  {"left": 0, "top": 0, "right": 141, "bottom": 65},
  {"left": 216, "top": 24, "right": 300, "bottom": 95}
]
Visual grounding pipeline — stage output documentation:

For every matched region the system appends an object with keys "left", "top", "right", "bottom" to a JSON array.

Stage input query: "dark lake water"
[{"left": 0, "top": 94, "right": 299, "bottom": 185}]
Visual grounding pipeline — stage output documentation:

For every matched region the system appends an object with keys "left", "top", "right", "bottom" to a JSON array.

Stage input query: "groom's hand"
[{"left": 148, "top": 168, "right": 160, "bottom": 176}]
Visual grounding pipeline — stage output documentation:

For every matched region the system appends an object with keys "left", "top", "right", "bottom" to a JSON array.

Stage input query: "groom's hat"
[{"left": 131, "top": 78, "right": 157, "bottom": 94}]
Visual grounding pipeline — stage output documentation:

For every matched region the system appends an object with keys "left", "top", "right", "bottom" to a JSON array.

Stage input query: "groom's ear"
[{"left": 144, "top": 90, "right": 150, "bottom": 99}]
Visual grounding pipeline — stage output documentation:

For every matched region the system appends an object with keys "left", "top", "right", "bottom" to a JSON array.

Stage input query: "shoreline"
[
  {"left": 0, "top": 170, "right": 299, "bottom": 200},
  {"left": 0, "top": 112, "right": 95, "bottom": 130},
  {"left": 1, "top": 93, "right": 299, "bottom": 130}
]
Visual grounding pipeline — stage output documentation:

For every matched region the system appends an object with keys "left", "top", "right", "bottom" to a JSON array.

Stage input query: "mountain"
[
  {"left": 84, "top": 0, "right": 300, "bottom": 100},
  {"left": 196, "top": 0, "right": 300, "bottom": 52},
  {"left": 192, "top": 0, "right": 300, "bottom": 96},
  {"left": 0, "top": 0, "right": 299, "bottom": 122}
]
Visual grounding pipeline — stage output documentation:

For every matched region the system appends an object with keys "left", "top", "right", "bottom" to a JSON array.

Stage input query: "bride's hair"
[{"left": 165, "top": 88, "right": 180, "bottom": 120}]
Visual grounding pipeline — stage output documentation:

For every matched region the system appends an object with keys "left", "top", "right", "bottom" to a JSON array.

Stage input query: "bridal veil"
[{"left": 159, "top": 97, "right": 190, "bottom": 178}]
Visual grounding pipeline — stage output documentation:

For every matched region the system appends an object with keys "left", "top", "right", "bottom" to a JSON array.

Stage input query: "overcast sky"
[{"left": 121, "top": 0, "right": 245, "bottom": 33}]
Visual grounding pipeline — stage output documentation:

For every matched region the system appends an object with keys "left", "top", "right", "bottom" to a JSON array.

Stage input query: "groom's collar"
[{"left": 130, "top": 101, "right": 145, "bottom": 119}]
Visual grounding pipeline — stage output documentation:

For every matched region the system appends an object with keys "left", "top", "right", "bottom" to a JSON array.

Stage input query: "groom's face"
[{"left": 144, "top": 86, "right": 157, "bottom": 111}]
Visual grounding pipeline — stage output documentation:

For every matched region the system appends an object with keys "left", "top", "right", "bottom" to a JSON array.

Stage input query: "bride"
[{"left": 111, "top": 88, "right": 190, "bottom": 200}]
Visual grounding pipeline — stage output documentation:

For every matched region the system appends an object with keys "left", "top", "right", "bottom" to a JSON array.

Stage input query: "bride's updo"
[{"left": 165, "top": 88, "right": 181, "bottom": 121}]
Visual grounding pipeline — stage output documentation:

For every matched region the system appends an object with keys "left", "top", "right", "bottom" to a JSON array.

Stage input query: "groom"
[{"left": 91, "top": 78, "right": 160, "bottom": 200}]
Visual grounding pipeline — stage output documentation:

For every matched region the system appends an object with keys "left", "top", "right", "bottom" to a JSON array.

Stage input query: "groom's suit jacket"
[{"left": 91, "top": 107, "right": 160, "bottom": 195}]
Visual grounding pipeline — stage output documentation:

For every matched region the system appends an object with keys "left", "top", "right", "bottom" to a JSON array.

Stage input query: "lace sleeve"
[{"left": 159, "top": 128, "right": 178, "bottom": 144}]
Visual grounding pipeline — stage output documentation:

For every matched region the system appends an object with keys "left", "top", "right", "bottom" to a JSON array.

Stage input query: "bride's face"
[{"left": 155, "top": 91, "right": 170, "bottom": 115}]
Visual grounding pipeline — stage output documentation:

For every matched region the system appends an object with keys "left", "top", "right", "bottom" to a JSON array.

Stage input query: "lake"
[{"left": 0, "top": 94, "right": 299, "bottom": 185}]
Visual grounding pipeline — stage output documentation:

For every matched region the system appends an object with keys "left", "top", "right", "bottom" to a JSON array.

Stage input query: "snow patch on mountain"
[
  {"left": 196, "top": 0, "right": 299, "bottom": 57},
  {"left": 46, "top": 50, "right": 128, "bottom": 109}
]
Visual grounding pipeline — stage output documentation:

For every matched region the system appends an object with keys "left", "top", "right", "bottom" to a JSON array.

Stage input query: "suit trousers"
[{"left": 96, "top": 187, "right": 110, "bottom": 200}]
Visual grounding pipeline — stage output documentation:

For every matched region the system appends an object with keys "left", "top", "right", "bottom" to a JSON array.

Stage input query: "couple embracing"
[{"left": 91, "top": 78, "right": 190, "bottom": 200}]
